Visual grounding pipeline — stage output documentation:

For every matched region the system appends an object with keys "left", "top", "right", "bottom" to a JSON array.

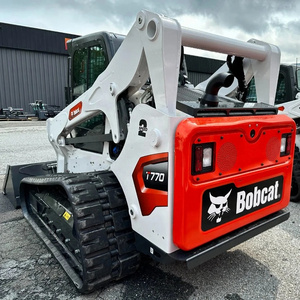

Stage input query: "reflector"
[
  {"left": 194, "top": 146, "right": 203, "bottom": 173},
  {"left": 286, "top": 134, "right": 292, "bottom": 155}
]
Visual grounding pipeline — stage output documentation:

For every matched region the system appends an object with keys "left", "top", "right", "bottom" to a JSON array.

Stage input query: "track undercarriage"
[{"left": 20, "top": 171, "right": 140, "bottom": 293}]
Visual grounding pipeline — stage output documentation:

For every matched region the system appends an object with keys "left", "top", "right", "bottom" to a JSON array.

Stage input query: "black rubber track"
[
  {"left": 20, "top": 171, "right": 140, "bottom": 293},
  {"left": 291, "top": 146, "right": 300, "bottom": 202}
]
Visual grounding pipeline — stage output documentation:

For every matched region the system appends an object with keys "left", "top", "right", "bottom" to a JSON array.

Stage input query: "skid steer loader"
[{"left": 6, "top": 10, "right": 296, "bottom": 293}]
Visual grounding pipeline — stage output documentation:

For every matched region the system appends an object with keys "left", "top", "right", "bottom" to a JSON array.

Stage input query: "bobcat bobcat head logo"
[{"left": 207, "top": 190, "right": 231, "bottom": 223}]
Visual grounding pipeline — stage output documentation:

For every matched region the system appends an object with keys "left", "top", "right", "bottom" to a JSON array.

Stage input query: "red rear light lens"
[
  {"left": 192, "top": 143, "right": 215, "bottom": 175},
  {"left": 194, "top": 146, "right": 203, "bottom": 173},
  {"left": 286, "top": 134, "right": 292, "bottom": 155}
]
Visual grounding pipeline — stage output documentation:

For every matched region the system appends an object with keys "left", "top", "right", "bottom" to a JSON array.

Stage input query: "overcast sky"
[{"left": 0, "top": 0, "right": 299, "bottom": 63}]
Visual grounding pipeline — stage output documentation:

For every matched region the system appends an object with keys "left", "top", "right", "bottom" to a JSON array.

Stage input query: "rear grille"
[{"left": 217, "top": 142, "right": 237, "bottom": 172}]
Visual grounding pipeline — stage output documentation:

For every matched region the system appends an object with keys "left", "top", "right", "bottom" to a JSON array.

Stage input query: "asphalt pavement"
[{"left": 0, "top": 121, "right": 299, "bottom": 300}]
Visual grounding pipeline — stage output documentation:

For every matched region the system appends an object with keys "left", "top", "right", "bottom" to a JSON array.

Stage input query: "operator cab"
[
  {"left": 65, "top": 32, "right": 125, "bottom": 156},
  {"left": 66, "top": 32, "right": 125, "bottom": 104}
]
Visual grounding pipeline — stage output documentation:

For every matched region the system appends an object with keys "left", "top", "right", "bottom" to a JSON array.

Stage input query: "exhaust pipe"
[{"left": 201, "top": 73, "right": 234, "bottom": 107}]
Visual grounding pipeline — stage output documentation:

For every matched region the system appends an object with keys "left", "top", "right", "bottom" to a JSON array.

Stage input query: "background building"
[
  {"left": 185, "top": 55, "right": 224, "bottom": 85},
  {"left": 0, "top": 23, "right": 78, "bottom": 112}
]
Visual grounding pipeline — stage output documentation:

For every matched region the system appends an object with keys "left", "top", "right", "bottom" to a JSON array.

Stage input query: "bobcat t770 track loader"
[{"left": 14, "top": 10, "right": 295, "bottom": 293}]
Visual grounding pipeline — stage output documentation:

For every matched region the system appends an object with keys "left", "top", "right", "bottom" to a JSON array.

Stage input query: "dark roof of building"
[{"left": 0, "top": 22, "right": 79, "bottom": 55}]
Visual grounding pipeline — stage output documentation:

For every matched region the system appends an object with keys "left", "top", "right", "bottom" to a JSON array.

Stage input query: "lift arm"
[{"left": 47, "top": 10, "right": 280, "bottom": 172}]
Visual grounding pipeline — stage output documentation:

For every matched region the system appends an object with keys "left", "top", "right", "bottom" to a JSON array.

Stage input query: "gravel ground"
[
  {"left": 0, "top": 121, "right": 300, "bottom": 300},
  {"left": 0, "top": 121, "right": 56, "bottom": 174}
]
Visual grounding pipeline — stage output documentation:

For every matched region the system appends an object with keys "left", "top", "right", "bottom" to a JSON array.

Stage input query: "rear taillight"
[
  {"left": 192, "top": 143, "right": 215, "bottom": 175},
  {"left": 280, "top": 133, "right": 292, "bottom": 156}
]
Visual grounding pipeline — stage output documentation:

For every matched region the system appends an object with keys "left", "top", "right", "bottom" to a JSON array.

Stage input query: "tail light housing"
[
  {"left": 280, "top": 133, "right": 292, "bottom": 156},
  {"left": 192, "top": 143, "right": 215, "bottom": 175}
]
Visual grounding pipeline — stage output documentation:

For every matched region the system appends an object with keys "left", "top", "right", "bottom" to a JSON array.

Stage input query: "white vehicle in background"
[
  {"left": 198, "top": 62, "right": 300, "bottom": 202},
  {"left": 247, "top": 64, "right": 300, "bottom": 202}
]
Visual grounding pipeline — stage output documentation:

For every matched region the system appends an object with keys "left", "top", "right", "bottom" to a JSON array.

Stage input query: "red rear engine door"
[{"left": 173, "top": 114, "right": 295, "bottom": 251}]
